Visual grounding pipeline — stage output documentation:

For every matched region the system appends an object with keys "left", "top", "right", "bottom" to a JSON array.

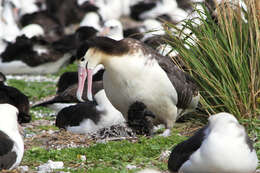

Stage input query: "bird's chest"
[
  {"left": 103, "top": 68, "right": 142, "bottom": 116},
  {"left": 199, "top": 133, "right": 251, "bottom": 171},
  {"left": 102, "top": 57, "right": 155, "bottom": 115}
]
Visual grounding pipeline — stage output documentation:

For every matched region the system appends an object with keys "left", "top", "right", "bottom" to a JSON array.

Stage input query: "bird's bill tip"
[
  {"left": 76, "top": 92, "right": 85, "bottom": 102},
  {"left": 87, "top": 92, "right": 93, "bottom": 101},
  {"left": 77, "top": 66, "right": 87, "bottom": 102},
  {"left": 87, "top": 68, "right": 93, "bottom": 101}
]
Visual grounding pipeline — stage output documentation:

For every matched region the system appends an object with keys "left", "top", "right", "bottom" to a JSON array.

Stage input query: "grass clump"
[
  {"left": 166, "top": 1, "right": 260, "bottom": 119},
  {"left": 7, "top": 79, "right": 56, "bottom": 101}
]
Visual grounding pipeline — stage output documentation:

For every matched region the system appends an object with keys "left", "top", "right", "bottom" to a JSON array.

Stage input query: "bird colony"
[{"left": 0, "top": 0, "right": 258, "bottom": 172}]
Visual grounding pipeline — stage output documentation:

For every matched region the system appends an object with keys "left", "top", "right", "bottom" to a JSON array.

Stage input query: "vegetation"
[
  {"left": 7, "top": 67, "right": 202, "bottom": 172},
  {"left": 4, "top": 1, "right": 259, "bottom": 172},
  {"left": 166, "top": 1, "right": 260, "bottom": 119},
  {"left": 22, "top": 134, "right": 186, "bottom": 172},
  {"left": 7, "top": 79, "right": 56, "bottom": 101}
]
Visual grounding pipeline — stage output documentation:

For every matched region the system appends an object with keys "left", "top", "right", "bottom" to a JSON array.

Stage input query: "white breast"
[
  {"left": 103, "top": 53, "right": 178, "bottom": 122},
  {"left": 180, "top": 129, "right": 258, "bottom": 173}
]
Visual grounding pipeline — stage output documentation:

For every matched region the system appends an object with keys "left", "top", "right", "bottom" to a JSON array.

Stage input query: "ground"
[{"left": 4, "top": 63, "right": 259, "bottom": 173}]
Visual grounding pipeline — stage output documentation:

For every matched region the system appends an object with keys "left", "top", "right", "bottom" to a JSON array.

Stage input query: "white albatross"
[
  {"left": 168, "top": 112, "right": 258, "bottom": 173},
  {"left": 76, "top": 37, "right": 198, "bottom": 136}
]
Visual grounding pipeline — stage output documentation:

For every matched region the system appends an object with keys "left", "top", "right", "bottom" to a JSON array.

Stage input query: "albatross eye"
[
  {"left": 109, "top": 26, "right": 116, "bottom": 29},
  {"left": 80, "top": 57, "right": 85, "bottom": 62}
]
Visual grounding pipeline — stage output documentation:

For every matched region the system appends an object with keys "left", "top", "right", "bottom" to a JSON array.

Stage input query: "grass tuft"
[
  {"left": 7, "top": 79, "right": 56, "bottom": 101},
  {"left": 166, "top": 1, "right": 260, "bottom": 119}
]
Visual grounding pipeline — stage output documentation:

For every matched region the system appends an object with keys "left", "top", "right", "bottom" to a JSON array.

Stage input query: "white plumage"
[
  {"left": 76, "top": 37, "right": 192, "bottom": 136},
  {"left": 168, "top": 112, "right": 258, "bottom": 173},
  {"left": 0, "top": 104, "right": 24, "bottom": 170}
]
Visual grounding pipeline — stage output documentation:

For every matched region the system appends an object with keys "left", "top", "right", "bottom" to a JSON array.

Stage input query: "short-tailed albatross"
[{"left": 77, "top": 37, "right": 198, "bottom": 136}]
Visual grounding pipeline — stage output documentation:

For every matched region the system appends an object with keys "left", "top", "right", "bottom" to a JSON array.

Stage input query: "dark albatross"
[
  {"left": 77, "top": 37, "right": 199, "bottom": 136},
  {"left": 0, "top": 72, "right": 31, "bottom": 123}
]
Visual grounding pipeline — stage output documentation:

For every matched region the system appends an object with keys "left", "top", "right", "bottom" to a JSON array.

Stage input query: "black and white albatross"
[
  {"left": 168, "top": 112, "right": 258, "bottom": 173},
  {"left": 0, "top": 104, "right": 24, "bottom": 170},
  {"left": 77, "top": 37, "right": 199, "bottom": 136}
]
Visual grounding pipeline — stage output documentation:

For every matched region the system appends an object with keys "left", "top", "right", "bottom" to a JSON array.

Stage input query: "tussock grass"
[{"left": 166, "top": 0, "right": 260, "bottom": 119}]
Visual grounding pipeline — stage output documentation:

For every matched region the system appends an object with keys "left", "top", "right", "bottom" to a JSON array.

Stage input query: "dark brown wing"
[
  {"left": 55, "top": 102, "right": 102, "bottom": 128},
  {"left": 0, "top": 85, "right": 30, "bottom": 123},
  {"left": 123, "top": 38, "right": 199, "bottom": 109}
]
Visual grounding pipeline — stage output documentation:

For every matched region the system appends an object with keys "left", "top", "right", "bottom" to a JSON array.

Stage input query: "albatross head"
[
  {"left": 98, "top": 19, "right": 123, "bottom": 41},
  {"left": 77, "top": 49, "right": 104, "bottom": 102},
  {"left": 77, "top": 37, "right": 129, "bottom": 102}
]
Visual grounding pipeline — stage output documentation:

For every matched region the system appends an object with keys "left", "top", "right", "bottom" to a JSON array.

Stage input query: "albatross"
[
  {"left": 0, "top": 104, "right": 24, "bottom": 170},
  {"left": 168, "top": 112, "right": 258, "bottom": 173},
  {"left": 56, "top": 89, "right": 125, "bottom": 134},
  {"left": 77, "top": 37, "right": 198, "bottom": 136}
]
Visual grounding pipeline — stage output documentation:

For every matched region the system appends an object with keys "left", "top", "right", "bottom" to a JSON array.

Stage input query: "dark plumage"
[
  {"left": 1, "top": 35, "right": 66, "bottom": 67},
  {"left": 57, "top": 71, "right": 104, "bottom": 94},
  {"left": 127, "top": 102, "right": 155, "bottom": 135},
  {"left": 45, "top": 0, "right": 85, "bottom": 27},
  {"left": 130, "top": 1, "right": 157, "bottom": 21},
  {"left": 168, "top": 66, "right": 198, "bottom": 109},
  {"left": 87, "top": 37, "right": 129, "bottom": 56},
  {"left": 78, "top": 1, "right": 99, "bottom": 12},
  {"left": 0, "top": 73, "right": 31, "bottom": 123},
  {"left": 1, "top": 36, "right": 38, "bottom": 66},
  {"left": 123, "top": 27, "right": 145, "bottom": 40},
  {"left": 76, "top": 27, "right": 98, "bottom": 42},
  {"left": 156, "top": 14, "right": 175, "bottom": 23},
  {"left": 76, "top": 41, "right": 90, "bottom": 59},
  {"left": 245, "top": 133, "right": 254, "bottom": 152},
  {"left": 176, "top": 0, "right": 193, "bottom": 11},
  {"left": 168, "top": 125, "right": 208, "bottom": 172},
  {"left": 0, "top": 131, "right": 17, "bottom": 170},
  {"left": 52, "top": 26, "right": 98, "bottom": 59},
  {"left": 52, "top": 34, "right": 78, "bottom": 53},
  {"left": 33, "top": 78, "right": 103, "bottom": 108},
  {"left": 57, "top": 72, "right": 79, "bottom": 94},
  {"left": 74, "top": 26, "right": 99, "bottom": 58},
  {"left": 144, "top": 35, "right": 167, "bottom": 49},
  {"left": 20, "top": 11, "right": 63, "bottom": 42},
  {"left": 55, "top": 102, "right": 101, "bottom": 129},
  {"left": 0, "top": 72, "right": 6, "bottom": 85}
]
